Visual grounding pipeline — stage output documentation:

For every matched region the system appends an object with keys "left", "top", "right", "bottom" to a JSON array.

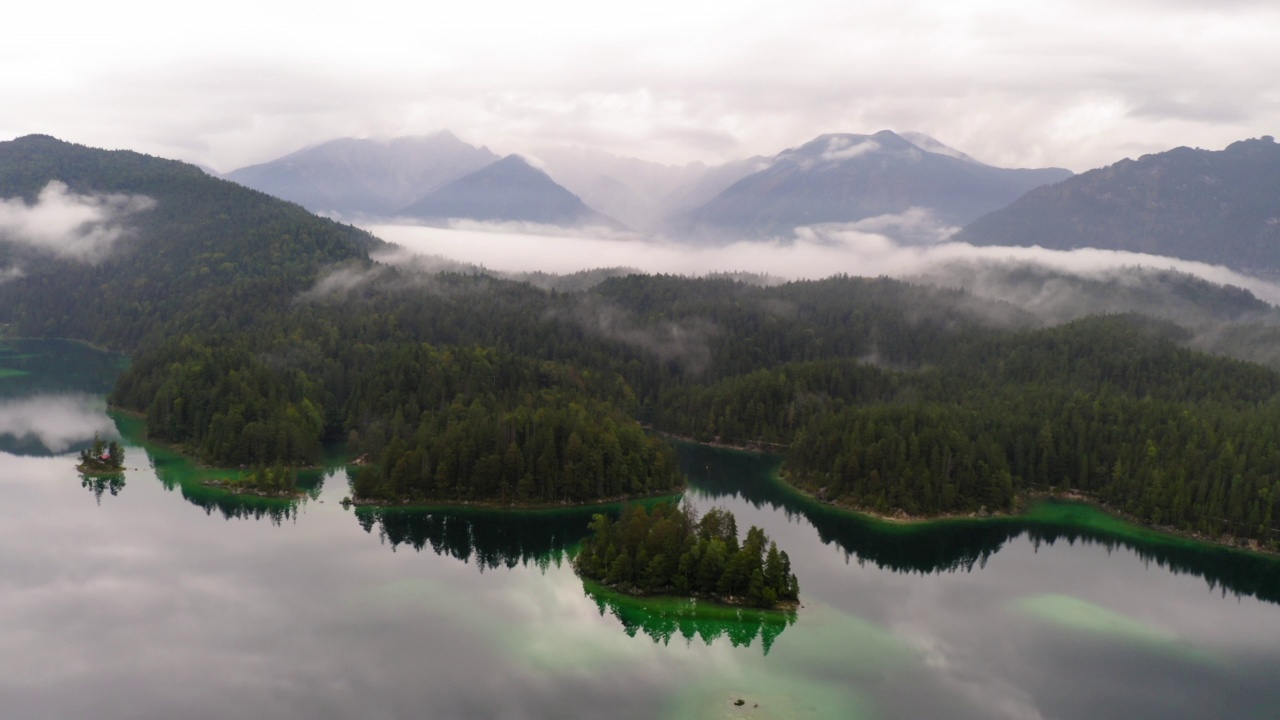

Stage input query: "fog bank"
[
  {"left": 367, "top": 222, "right": 1280, "bottom": 307},
  {"left": 0, "top": 394, "right": 117, "bottom": 454}
]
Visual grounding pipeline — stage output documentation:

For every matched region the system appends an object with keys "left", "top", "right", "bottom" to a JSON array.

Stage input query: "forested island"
[
  {"left": 5, "top": 136, "right": 1280, "bottom": 547},
  {"left": 575, "top": 503, "right": 800, "bottom": 609},
  {"left": 76, "top": 434, "right": 124, "bottom": 474}
]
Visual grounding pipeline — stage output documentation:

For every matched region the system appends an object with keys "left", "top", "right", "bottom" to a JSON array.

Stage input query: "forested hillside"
[
  {"left": 107, "top": 270, "right": 1007, "bottom": 503},
  {"left": 107, "top": 265, "right": 1280, "bottom": 544},
  {"left": 0, "top": 135, "right": 379, "bottom": 349},
  {"left": 8, "top": 136, "right": 1280, "bottom": 545}
]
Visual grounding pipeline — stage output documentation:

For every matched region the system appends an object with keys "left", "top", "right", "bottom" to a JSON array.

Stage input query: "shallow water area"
[{"left": 2, "top": 340, "right": 1279, "bottom": 719}]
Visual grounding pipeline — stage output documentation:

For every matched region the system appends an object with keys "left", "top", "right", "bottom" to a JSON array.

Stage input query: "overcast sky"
[{"left": 5, "top": 0, "right": 1278, "bottom": 173}]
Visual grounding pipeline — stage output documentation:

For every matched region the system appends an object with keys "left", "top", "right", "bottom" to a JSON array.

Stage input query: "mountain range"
[
  {"left": 225, "top": 131, "right": 498, "bottom": 218},
  {"left": 209, "top": 129, "right": 1280, "bottom": 279},
  {"left": 220, "top": 130, "right": 1072, "bottom": 237},
  {"left": 672, "top": 130, "right": 1073, "bottom": 239},
  {"left": 956, "top": 136, "right": 1280, "bottom": 277}
]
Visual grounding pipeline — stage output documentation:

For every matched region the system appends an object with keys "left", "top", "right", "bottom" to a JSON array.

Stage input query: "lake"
[{"left": 2, "top": 338, "right": 1279, "bottom": 719}]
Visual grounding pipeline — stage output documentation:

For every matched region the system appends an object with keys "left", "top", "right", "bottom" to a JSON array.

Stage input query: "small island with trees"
[
  {"left": 574, "top": 502, "right": 800, "bottom": 610},
  {"left": 76, "top": 434, "right": 125, "bottom": 474}
]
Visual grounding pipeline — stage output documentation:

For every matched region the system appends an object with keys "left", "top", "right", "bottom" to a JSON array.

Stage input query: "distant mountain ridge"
[
  {"left": 956, "top": 136, "right": 1280, "bottom": 277},
  {"left": 222, "top": 129, "right": 1073, "bottom": 238},
  {"left": 672, "top": 130, "right": 1073, "bottom": 240},
  {"left": 225, "top": 132, "right": 499, "bottom": 218},
  {"left": 397, "top": 154, "right": 623, "bottom": 228}
]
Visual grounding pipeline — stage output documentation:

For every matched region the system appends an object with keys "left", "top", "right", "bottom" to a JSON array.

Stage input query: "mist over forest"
[
  {"left": 4, "top": 131, "right": 1280, "bottom": 549},
  {"left": 369, "top": 220, "right": 1280, "bottom": 325}
]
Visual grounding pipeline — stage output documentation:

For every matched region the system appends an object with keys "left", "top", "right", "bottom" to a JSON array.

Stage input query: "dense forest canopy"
[
  {"left": 575, "top": 503, "right": 801, "bottom": 609},
  {"left": 7, "top": 136, "right": 1280, "bottom": 545}
]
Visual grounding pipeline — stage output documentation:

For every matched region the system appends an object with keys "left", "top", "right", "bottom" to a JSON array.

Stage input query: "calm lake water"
[{"left": 3, "top": 339, "right": 1280, "bottom": 720}]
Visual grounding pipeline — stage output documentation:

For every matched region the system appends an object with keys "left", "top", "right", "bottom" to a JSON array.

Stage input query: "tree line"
[{"left": 575, "top": 503, "right": 800, "bottom": 609}]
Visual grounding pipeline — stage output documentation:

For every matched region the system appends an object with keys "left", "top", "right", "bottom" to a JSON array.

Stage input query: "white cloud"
[
  {"left": 0, "top": 182, "right": 155, "bottom": 262},
  {"left": 3, "top": 0, "right": 1278, "bottom": 172},
  {"left": 822, "top": 138, "right": 881, "bottom": 162},
  {"left": 0, "top": 394, "right": 116, "bottom": 454},
  {"left": 367, "top": 222, "right": 1280, "bottom": 307},
  {"left": 299, "top": 264, "right": 387, "bottom": 299},
  {"left": 846, "top": 208, "right": 961, "bottom": 246}
]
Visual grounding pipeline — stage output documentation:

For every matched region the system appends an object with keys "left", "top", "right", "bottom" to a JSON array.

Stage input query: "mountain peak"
[
  {"left": 870, "top": 129, "right": 912, "bottom": 145},
  {"left": 13, "top": 133, "right": 62, "bottom": 143},
  {"left": 386, "top": 130, "right": 471, "bottom": 149},
  {"left": 899, "top": 132, "right": 981, "bottom": 164},
  {"left": 676, "top": 131, "right": 1073, "bottom": 239},
  {"left": 225, "top": 133, "right": 499, "bottom": 218},
  {"left": 495, "top": 153, "right": 539, "bottom": 169},
  {"left": 1224, "top": 135, "right": 1280, "bottom": 156},
  {"left": 784, "top": 131, "right": 963, "bottom": 166},
  {"left": 397, "top": 153, "right": 621, "bottom": 228},
  {"left": 9, "top": 134, "right": 82, "bottom": 153}
]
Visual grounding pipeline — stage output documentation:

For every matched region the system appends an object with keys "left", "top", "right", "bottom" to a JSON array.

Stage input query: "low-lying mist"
[
  {"left": 366, "top": 221, "right": 1280, "bottom": 309},
  {"left": 0, "top": 394, "right": 117, "bottom": 455},
  {"left": 0, "top": 181, "right": 155, "bottom": 262},
  {"left": 353, "top": 220, "right": 1280, "bottom": 370}
]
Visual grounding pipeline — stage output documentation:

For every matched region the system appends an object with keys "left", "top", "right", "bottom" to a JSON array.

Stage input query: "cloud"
[
  {"left": 907, "top": 259, "right": 1280, "bottom": 329},
  {"left": 367, "top": 221, "right": 1280, "bottom": 370},
  {"left": 5, "top": 0, "right": 1279, "bottom": 174},
  {"left": 0, "top": 394, "right": 117, "bottom": 454},
  {"left": 0, "top": 182, "right": 155, "bottom": 262},
  {"left": 368, "top": 222, "right": 1280, "bottom": 308},
  {"left": 304, "top": 248, "right": 647, "bottom": 304},
  {"left": 299, "top": 263, "right": 388, "bottom": 300},
  {"left": 0, "top": 266, "right": 24, "bottom": 284},
  {"left": 846, "top": 208, "right": 961, "bottom": 246},
  {"left": 821, "top": 137, "right": 881, "bottom": 162},
  {"left": 299, "top": 255, "right": 457, "bottom": 302},
  {"left": 434, "top": 218, "right": 645, "bottom": 241}
]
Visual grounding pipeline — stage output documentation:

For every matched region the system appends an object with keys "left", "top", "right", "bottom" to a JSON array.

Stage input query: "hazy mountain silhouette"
[
  {"left": 397, "top": 154, "right": 623, "bottom": 228},
  {"left": 657, "top": 155, "right": 770, "bottom": 221},
  {"left": 225, "top": 132, "right": 499, "bottom": 218},
  {"left": 956, "top": 136, "right": 1280, "bottom": 277},
  {"left": 674, "top": 130, "right": 1072, "bottom": 240},
  {"left": 533, "top": 146, "right": 708, "bottom": 232}
]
